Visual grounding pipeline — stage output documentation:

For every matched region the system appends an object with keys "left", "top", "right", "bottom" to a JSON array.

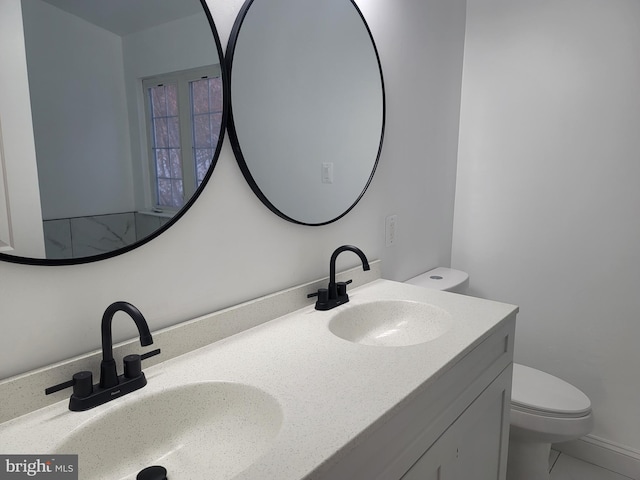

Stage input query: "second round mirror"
[{"left": 226, "top": 0, "right": 385, "bottom": 225}]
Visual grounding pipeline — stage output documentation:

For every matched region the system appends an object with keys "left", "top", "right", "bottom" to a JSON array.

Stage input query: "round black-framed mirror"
[
  {"left": 226, "top": 0, "right": 385, "bottom": 226},
  {"left": 0, "top": 0, "right": 226, "bottom": 266}
]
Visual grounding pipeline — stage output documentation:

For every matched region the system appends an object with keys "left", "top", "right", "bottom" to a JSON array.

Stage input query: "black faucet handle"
[
  {"left": 45, "top": 379, "right": 74, "bottom": 395},
  {"left": 307, "top": 288, "right": 330, "bottom": 309},
  {"left": 307, "top": 288, "right": 329, "bottom": 302},
  {"left": 124, "top": 355, "right": 142, "bottom": 379},
  {"left": 72, "top": 371, "right": 94, "bottom": 398},
  {"left": 45, "top": 371, "right": 93, "bottom": 398},
  {"left": 141, "top": 348, "right": 161, "bottom": 361},
  {"left": 124, "top": 349, "right": 161, "bottom": 379},
  {"left": 337, "top": 280, "right": 353, "bottom": 297}
]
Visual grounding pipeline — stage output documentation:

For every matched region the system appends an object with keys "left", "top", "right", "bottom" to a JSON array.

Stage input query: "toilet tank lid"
[
  {"left": 405, "top": 267, "right": 469, "bottom": 292},
  {"left": 512, "top": 363, "right": 591, "bottom": 416}
]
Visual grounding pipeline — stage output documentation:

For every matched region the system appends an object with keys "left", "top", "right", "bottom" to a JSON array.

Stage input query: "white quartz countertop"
[{"left": 0, "top": 279, "right": 517, "bottom": 480}]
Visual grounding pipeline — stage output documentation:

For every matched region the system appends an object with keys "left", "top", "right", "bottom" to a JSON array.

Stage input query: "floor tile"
[{"left": 550, "top": 454, "right": 633, "bottom": 480}]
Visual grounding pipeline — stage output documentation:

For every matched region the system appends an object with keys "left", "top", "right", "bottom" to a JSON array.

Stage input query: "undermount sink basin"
[
  {"left": 55, "top": 382, "right": 282, "bottom": 480},
  {"left": 328, "top": 300, "right": 452, "bottom": 347}
]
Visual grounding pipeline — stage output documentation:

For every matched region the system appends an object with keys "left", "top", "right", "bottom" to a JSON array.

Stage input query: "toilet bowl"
[
  {"left": 405, "top": 268, "right": 593, "bottom": 480},
  {"left": 507, "top": 363, "right": 593, "bottom": 480}
]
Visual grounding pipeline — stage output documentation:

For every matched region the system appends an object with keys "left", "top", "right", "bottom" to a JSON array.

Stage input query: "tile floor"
[{"left": 549, "top": 450, "right": 633, "bottom": 480}]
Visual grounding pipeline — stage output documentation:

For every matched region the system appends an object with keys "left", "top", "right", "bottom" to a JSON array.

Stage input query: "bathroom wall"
[
  {"left": 22, "top": 0, "right": 135, "bottom": 220},
  {"left": 453, "top": 0, "right": 640, "bottom": 455},
  {"left": 0, "top": 0, "right": 467, "bottom": 380}
]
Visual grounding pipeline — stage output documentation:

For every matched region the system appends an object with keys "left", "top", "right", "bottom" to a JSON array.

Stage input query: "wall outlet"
[
  {"left": 321, "top": 162, "right": 334, "bottom": 184},
  {"left": 385, "top": 214, "right": 397, "bottom": 247}
]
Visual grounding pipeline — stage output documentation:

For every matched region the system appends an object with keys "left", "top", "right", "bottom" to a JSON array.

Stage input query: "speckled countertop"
[{"left": 0, "top": 279, "right": 517, "bottom": 480}]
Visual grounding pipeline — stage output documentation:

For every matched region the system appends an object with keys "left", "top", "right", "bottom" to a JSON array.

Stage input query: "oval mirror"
[
  {"left": 226, "top": 0, "right": 385, "bottom": 225},
  {"left": 0, "top": 0, "right": 225, "bottom": 265}
]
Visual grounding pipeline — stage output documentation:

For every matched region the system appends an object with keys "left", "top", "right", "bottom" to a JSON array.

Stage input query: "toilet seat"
[{"left": 511, "top": 363, "right": 591, "bottom": 418}]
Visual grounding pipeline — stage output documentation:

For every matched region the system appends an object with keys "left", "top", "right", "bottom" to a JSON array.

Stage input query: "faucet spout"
[
  {"left": 100, "top": 301, "right": 153, "bottom": 388},
  {"left": 328, "top": 245, "right": 370, "bottom": 300}
]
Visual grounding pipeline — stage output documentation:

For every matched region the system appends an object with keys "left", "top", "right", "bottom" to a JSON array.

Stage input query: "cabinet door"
[
  {"left": 400, "top": 433, "right": 458, "bottom": 480},
  {"left": 401, "top": 367, "right": 511, "bottom": 480},
  {"left": 454, "top": 368, "right": 510, "bottom": 479}
]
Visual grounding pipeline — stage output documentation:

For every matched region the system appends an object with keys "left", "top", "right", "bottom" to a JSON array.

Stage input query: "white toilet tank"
[{"left": 405, "top": 267, "right": 469, "bottom": 294}]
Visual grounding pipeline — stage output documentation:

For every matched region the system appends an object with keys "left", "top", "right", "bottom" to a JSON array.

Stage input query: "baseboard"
[{"left": 553, "top": 435, "right": 640, "bottom": 479}]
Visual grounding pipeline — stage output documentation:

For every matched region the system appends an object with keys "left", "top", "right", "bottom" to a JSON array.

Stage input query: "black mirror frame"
[
  {"left": 0, "top": 0, "right": 227, "bottom": 266},
  {"left": 225, "top": 0, "right": 385, "bottom": 226}
]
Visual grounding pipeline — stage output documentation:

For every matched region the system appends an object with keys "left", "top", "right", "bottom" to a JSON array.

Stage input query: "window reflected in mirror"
[
  {"left": 144, "top": 67, "right": 222, "bottom": 210},
  {"left": 0, "top": 0, "right": 225, "bottom": 265}
]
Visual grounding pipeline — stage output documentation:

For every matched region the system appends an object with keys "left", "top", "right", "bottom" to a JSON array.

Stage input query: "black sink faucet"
[
  {"left": 308, "top": 245, "right": 370, "bottom": 310},
  {"left": 45, "top": 301, "right": 160, "bottom": 411},
  {"left": 100, "top": 301, "right": 154, "bottom": 388}
]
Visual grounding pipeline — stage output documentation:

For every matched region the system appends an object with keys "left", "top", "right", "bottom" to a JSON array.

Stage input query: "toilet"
[{"left": 405, "top": 268, "right": 594, "bottom": 480}]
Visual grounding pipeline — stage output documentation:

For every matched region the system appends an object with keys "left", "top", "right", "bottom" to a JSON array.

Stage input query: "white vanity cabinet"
[
  {"left": 0, "top": 278, "right": 517, "bottom": 480},
  {"left": 401, "top": 368, "right": 511, "bottom": 479},
  {"left": 318, "top": 318, "right": 515, "bottom": 480}
]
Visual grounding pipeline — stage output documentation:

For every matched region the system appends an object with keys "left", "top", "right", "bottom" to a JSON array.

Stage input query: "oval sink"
[
  {"left": 328, "top": 300, "right": 452, "bottom": 347},
  {"left": 55, "top": 382, "right": 282, "bottom": 480}
]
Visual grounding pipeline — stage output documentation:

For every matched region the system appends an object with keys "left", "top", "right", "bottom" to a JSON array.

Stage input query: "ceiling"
[{"left": 39, "top": 0, "right": 204, "bottom": 36}]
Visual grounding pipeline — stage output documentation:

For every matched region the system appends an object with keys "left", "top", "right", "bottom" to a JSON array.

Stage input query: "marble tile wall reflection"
[
  {"left": 44, "top": 212, "right": 130, "bottom": 259},
  {"left": 43, "top": 212, "right": 174, "bottom": 259},
  {"left": 70, "top": 213, "right": 136, "bottom": 258},
  {"left": 134, "top": 212, "right": 171, "bottom": 241},
  {"left": 43, "top": 219, "right": 73, "bottom": 259}
]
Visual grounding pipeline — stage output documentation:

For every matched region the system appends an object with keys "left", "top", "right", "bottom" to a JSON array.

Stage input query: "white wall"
[
  {"left": 454, "top": 0, "right": 640, "bottom": 452},
  {"left": 0, "top": 0, "right": 466, "bottom": 380},
  {"left": 22, "top": 0, "right": 134, "bottom": 220}
]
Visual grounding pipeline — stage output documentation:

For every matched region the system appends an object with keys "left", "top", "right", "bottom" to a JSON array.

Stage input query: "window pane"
[
  {"left": 191, "top": 80, "right": 209, "bottom": 114},
  {"left": 172, "top": 180, "right": 184, "bottom": 207},
  {"left": 209, "top": 77, "right": 223, "bottom": 111},
  {"left": 168, "top": 117, "right": 180, "bottom": 148},
  {"left": 193, "top": 114, "right": 212, "bottom": 148},
  {"left": 157, "top": 178, "right": 172, "bottom": 206},
  {"left": 195, "top": 148, "right": 213, "bottom": 183},
  {"left": 210, "top": 112, "right": 222, "bottom": 144},
  {"left": 148, "top": 82, "right": 183, "bottom": 208},
  {"left": 190, "top": 77, "right": 223, "bottom": 188},
  {"left": 155, "top": 148, "right": 171, "bottom": 178},
  {"left": 170, "top": 149, "right": 182, "bottom": 179},
  {"left": 165, "top": 84, "right": 178, "bottom": 116},
  {"left": 154, "top": 117, "right": 168, "bottom": 147},
  {"left": 151, "top": 87, "right": 167, "bottom": 116}
]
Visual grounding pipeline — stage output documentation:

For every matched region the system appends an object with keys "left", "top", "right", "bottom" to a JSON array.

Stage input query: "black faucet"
[
  {"left": 100, "top": 302, "right": 153, "bottom": 388},
  {"left": 308, "top": 245, "right": 370, "bottom": 310},
  {"left": 45, "top": 301, "right": 160, "bottom": 411}
]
